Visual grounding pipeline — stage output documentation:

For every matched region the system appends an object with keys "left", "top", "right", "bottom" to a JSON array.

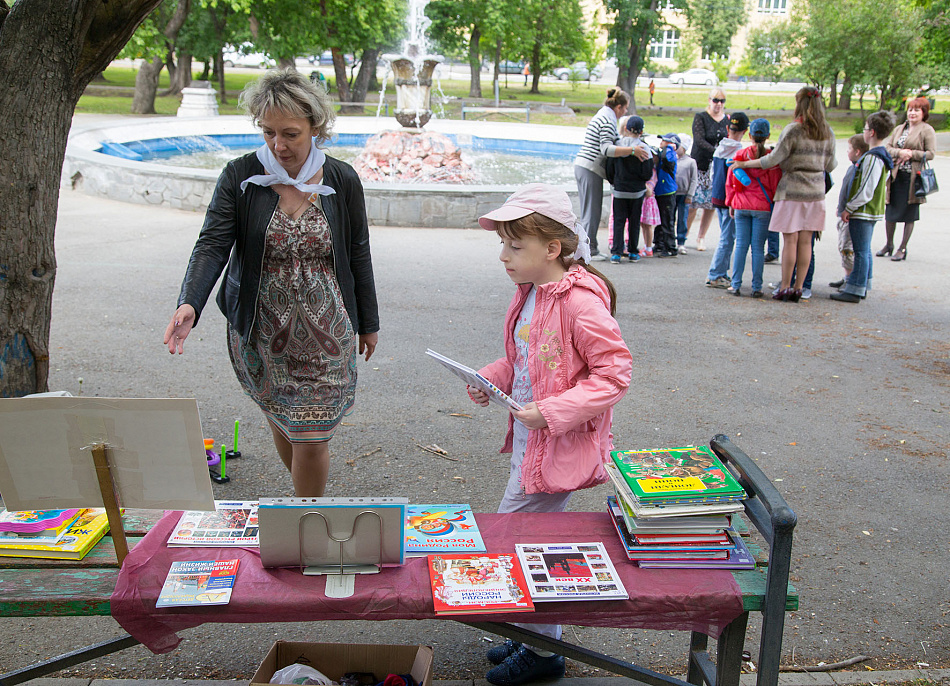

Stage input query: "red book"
[{"left": 427, "top": 553, "right": 534, "bottom": 615}]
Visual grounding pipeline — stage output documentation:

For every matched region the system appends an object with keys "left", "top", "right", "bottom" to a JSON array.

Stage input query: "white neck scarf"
[{"left": 240, "top": 138, "right": 336, "bottom": 196}]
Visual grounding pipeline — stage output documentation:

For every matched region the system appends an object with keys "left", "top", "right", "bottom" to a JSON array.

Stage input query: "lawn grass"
[{"left": 80, "top": 65, "right": 939, "bottom": 139}]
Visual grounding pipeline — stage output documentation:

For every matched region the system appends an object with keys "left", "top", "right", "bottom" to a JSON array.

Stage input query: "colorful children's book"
[
  {"left": 426, "top": 349, "right": 524, "bottom": 412},
  {"left": 514, "top": 542, "right": 629, "bottom": 602},
  {"left": 0, "top": 508, "right": 81, "bottom": 535},
  {"left": 405, "top": 505, "right": 486, "bottom": 556},
  {"left": 427, "top": 553, "right": 534, "bottom": 614},
  {"left": 607, "top": 498, "right": 732, "bottom": 562},
  {"left": 167, "top": 501, "right": 259, "bottom": 547},
  {"left": 636, "top": 533, "right": 756, "bottom": 570},
  {"left": 156, "top": 559, "right": 240, "bottom": 607},
  {"left": 606, "top": 464, "right": 744, "bottom": 519},
  {"left": 0, "top": 508, "right": 111, "bottom": 560},
  {"left": 610, "top": 446, "right": 746, "bottom": 504}
]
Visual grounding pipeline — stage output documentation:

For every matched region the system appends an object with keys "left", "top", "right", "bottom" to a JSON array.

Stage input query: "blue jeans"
[
  {"left": 731, "top": 210, "right": 771, "bottom": 292},
  {"left": 843, "top": 219, "right": 875, "bottom": 296},
  {"left": 767, "top": 230, "right": 780, "bottom": 258},
  {"left": 707, "top": 206, "right": 735, "bottom": 281},
  {"left": 675, "top": 194, "right": 690, "bottom": 246}
]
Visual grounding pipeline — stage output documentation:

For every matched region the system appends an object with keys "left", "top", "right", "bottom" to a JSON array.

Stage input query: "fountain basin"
[{"left": 64, "top": 116, "right": 596, "bottom": 228}]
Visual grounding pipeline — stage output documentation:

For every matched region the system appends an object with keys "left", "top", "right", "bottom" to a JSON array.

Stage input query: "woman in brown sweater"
[
  {"left": 879, "top": 97, "right": 937, "bottom": 261},
  {"left": 734, "top": 86, "right": 837, "bottom": 301}
]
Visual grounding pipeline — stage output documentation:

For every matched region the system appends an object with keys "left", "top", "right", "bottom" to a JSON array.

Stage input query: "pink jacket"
[
  {"left": 725, "top": 145, "right": 783, "bottom": 212},
  {"left": 479, "top": 266, "right": 633, "bottom": 495}
]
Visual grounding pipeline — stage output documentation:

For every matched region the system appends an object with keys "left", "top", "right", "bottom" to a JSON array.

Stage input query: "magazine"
[
  {"left": 427, "top": 553, "right": 534, "bottom": 614},
  {"left": 167, "top": 501, "right": 259, "bottom": 547},
  {"left": 405, "top": 505, "right": 486, "bottom": 556},
  {"left": 514, "top": 542, "right": 628, "bottom": 602},
  {"left": 0, "top": 508, "right": 111, "bottom": 560},
  {"left": 156, "top": 559, "right": 240, "bottom": 607},
  {"left": 426, "top": 349, "right": 524, "bottom": 412}
]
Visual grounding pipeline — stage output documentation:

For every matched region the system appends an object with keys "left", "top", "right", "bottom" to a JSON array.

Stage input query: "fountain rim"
[{"left": 65, "top": 114, "right": 589, "bottom": 191}]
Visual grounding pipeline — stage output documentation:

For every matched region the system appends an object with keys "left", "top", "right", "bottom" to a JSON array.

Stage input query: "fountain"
[{"left": 351, "top": 0, "right": 475, "bottom": 184}]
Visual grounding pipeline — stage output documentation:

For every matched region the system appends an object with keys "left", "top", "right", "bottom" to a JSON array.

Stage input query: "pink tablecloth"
[{"left": 111, "top": 511, "right": 744, "bottom": 653}]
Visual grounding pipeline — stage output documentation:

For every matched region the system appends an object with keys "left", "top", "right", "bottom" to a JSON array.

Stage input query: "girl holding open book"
[{"left": 467, "top": 183, "right": 633, "bottom": 686}]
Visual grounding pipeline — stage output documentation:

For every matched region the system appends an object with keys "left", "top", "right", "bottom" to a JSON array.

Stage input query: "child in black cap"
[{"left": 605, "top": 116, "right": 655, "bottom": 263}]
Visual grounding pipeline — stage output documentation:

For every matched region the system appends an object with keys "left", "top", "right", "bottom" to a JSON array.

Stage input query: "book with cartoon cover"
[
  {"left": 607, "top": 463, "right": 744, "bottom": 519},
  {"left": 156, "top": 559, "right": 240, "bottom": 607},
  {"left": 167, "top": 501, "right": 258, "bottom": 547},
  {"left": 0, "top": 508, "right": 81, "bottom": 535},
  {"left": 405, "top": 505, "right": 486, "bottom": 555},
  {"left": 427, "top": 553, "right": 534, "bottom": 614},
  {"left": 0, "top": 508, "right": 111, "bottom": 560},
  {"left": 515, "top": 542, "right": 628, "bottom": 602},
  {"left": 610, "top": 446, "right": 745, "bottom": 504}
]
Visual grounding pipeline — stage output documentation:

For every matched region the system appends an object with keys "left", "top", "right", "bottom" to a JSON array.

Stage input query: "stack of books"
[
  {"left": 0, "top": 508, "right": 112, "bottom": 560},
  {"left": 605, "top": 446, "right": 754, "bottom": 569}
]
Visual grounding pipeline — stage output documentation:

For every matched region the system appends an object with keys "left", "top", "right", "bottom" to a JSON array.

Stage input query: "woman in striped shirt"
[{"left": 574, "top": 88, "right": 650, "bottom": 259}]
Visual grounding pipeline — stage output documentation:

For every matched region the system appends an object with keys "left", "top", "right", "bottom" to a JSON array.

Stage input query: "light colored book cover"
[
  {"left": 515, "top": 541, "right": 628, "bottom": 602},
  {"left": 156, "top": 559, "right": 240, "bottom": 607},
  {"left": 426, "top": 349, "right": 524, "bottom": 412},
  {"left": 167, "top": 501, "right": 259, "bottom": 547}
]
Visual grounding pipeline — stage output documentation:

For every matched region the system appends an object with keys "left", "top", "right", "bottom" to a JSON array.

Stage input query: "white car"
[
  {"left": 667, "top": 68, "right": 718, "bottom": 86},
  {"left": 223, "top": 44, "right": 276, "bottom": 69}
]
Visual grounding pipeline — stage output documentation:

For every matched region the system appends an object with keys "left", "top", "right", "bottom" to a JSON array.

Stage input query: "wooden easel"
[{"left": 90, "top": 443, "right": 129, "bottom": 565}]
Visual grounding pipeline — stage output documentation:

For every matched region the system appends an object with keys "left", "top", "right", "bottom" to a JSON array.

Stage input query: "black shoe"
[
  {"left": 830, "top": 292, "right": 861, "bottom": 303},
  {"left": 487, "top": 640, "right": 522, "bottom": 666},
  {"left": 764, "top": 253, "right": 778, "bottom": 263},
  {"left": 486, "top": 647, "right": 566, "bottom": 686},
  {"left": 655, "top": 250, "right": 670, "bottom": 258},
  {"left": 828, "top": 279, "right": 845, "bottom": 288}
]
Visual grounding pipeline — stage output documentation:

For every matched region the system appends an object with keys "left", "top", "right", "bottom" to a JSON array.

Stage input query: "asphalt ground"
[{"left": 0, "top": 138, "right": 948, "bottom": 682}]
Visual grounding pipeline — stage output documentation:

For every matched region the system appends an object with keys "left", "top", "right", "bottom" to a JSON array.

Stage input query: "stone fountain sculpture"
[{"left": 353, "top": 0, "right": 474, "bottom": 184}]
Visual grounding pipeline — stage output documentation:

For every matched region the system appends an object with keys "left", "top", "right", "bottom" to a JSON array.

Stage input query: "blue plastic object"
[{"left": 733, "top": 167, "right": 751, "bottom": 186}]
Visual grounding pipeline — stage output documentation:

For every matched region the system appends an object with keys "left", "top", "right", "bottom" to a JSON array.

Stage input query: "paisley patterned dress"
[{"left": 227, "top": 198, "right": 356, "bottom": 442}]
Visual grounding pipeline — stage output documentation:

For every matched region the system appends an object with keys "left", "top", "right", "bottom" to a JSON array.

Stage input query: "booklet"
[
  {"left": 427, "top": 553, "right": 534, "bottom": 614},
  {"left": 426, "top": 349, "right": 524, "bottom": 412},
  {"left": 167, "top": 501, "right": 259, "bottom": 547},
  {"left": 405, "top": 505, "right": 486, "bottom": 556},
  {"left": 156, "top": 559, "right": 240, "bottom": 608},
  {"left": 515, "top": 542, "right": 628, "bottom": 602}
]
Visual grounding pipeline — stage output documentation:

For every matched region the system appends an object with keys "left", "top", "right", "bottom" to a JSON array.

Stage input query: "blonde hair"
[
  {"left": 239, "top": 68, "right": 335, "bottom": 143},
  {"left": 495, "top": 213, "right": 618, "bottom": 316}
]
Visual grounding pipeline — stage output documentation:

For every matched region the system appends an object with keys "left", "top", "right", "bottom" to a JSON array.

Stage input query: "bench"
[
  {"left": 0, "top": 434, "right": 796, "bottom": 686},
  {"left": 461, "top": 103, "right": 531, "bottom": 122}
]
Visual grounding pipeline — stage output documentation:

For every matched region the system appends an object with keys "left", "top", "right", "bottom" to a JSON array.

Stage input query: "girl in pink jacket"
[{"left": 470, "top": 183, "right": 633, "bottom": 686}]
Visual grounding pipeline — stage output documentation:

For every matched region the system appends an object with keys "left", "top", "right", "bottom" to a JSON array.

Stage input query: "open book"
[{"left": 426, "top": 349, "right": 524, "bottom": 412}]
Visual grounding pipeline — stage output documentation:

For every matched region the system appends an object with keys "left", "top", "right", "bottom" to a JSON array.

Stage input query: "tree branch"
[{"left": 75, "top": 0, "right": 164, "bottom": 93}]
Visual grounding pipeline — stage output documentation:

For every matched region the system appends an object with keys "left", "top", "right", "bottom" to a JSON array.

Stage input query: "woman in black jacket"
[
  {"left": 164, "top": 69, "right": 379, "bottom": 497},
  {"left": 688, "top": 88, "right": 729, "bottom": 250}
]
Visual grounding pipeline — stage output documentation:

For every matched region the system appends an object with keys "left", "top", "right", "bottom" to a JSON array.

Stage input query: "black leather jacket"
[{"left": 177, "top": 152, "right": 379, "bottom": 342}]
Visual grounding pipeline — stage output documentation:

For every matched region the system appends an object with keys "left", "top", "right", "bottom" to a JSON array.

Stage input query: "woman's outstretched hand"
[{"left": 164, "top": 304, "right": 196, "bottom": 354}]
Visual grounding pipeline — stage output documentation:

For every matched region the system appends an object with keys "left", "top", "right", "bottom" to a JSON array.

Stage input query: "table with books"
[{"left": 0, "top": 435, "right": 798, "bottom": 686}]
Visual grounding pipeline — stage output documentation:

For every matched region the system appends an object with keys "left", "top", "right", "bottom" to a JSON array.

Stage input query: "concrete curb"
[{"left": 20, "top": 670, "right": 950, "bottom": 686}]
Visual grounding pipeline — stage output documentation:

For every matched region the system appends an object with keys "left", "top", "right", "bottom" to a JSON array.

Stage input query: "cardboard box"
[{"left": 250, "top": 641, "right": 434, "bottom": 686}]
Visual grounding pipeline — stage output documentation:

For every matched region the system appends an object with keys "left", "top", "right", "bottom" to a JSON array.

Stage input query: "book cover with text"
[
  {"left": 156, "top": 559, "right": 240, "bottom": 607},
  {"left": 427, "top": 553, "right": 534, "bottom": 614},
  {"left": 405, "top": 505, "right": 486, "bottom": 555}
]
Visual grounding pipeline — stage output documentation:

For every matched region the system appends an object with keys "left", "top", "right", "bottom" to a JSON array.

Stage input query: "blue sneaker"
[
  {"left": 485, "top": 646, "right": 566, "bottom": 686},
  {"left": 487, "top": 640, "right": 522, "bottom": 665},
  {"left": 610, "top": 254, "right": 622, "bottom": 264},
  {"left": 628, "top": 252, "right": 640, "bottom": 262}
]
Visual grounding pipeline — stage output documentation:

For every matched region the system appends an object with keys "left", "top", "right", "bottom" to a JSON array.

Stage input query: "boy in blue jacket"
[{"left": 653, "top": 134, "right": 679, "bottom": 258}]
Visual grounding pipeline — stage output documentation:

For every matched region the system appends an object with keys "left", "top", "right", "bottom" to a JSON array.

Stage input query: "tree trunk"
[
  {"left": 619, "top": 0, "right": 658, "bottom": 113},
  {"left": 468, "top": 25, "right": 482, "bottom": 98},
  {"left": 829, "top": 71, "right": 838, "bottom": 109},
  {"left": 349, "top": 48, "right": 378, "bottom": 110},
  {"left": 0, "top": 0, "right": 161, "bottom": 397},
  {"left": 167, "top": 51, "right": 192, "bottom": 94},
  {"left": 215, "top": 52, "right": 227, "bottom": 103},
  {"left": 198, "top": 60, "right": 210, "bottom": 81},
  {"left": 529, "top": 21, "right": 543, "bottom": 94},
  {"left": 839, "top": 76, "right": 852, "bottom": 110},
  {"left": 332, "top": 47, "right": 352, "bottom": 105},
  {"left": 132, "top": 57, "right": 164, "bottom": 113}
]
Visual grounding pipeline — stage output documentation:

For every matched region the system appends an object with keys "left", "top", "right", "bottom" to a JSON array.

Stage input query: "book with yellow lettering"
[
  {"left": 610, "top": 446, "right": 745, "bottom": 505},
  {"left": 0, "top": 508, "right": 110, "bottom": 560}
]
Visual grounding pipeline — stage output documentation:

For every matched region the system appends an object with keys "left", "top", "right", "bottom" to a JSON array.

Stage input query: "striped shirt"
[{"left": 574, "top": 106, "right": 622, "bottom": 179}]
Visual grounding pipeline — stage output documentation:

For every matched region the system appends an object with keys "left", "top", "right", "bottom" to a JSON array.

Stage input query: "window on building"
[
  {"left": 650, "top": 29, "right": 680, "bottom": 60},
  {"left": 758, "top": 0, "right": 788, "bottom": 13}
]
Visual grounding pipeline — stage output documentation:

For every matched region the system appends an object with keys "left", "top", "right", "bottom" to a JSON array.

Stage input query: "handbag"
[{"left": 914, "top": 160, "right": 939, "bottom": 197}]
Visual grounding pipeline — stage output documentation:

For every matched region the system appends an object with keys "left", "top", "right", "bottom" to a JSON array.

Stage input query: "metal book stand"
[{"left": 297, "top": 509, "right": 385, "bottom": 576}]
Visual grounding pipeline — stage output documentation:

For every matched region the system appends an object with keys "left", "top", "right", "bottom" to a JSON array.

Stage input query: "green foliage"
[
  {"left": 915, "top": 0, "right": 950, "bottom": 91},
  {"left": 709, "top": 55, "right": 732, "bottom": 83},
  {"left": 675, "top": 30, "right": 699, "bottom": 73},
  {"left": 738, "top": 20, "right": 792, "bottom": 83},
  {"left": 686, "top": 0, "right": 748, "bottom": 60}
]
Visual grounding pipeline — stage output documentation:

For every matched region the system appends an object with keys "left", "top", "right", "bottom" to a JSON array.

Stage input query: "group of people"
[
  {"left": 161, "top": 69, "right": 933, "bottom": 686},
  {"left": 572, "top": 85, "right": 936, "bottom": 303},
  {"left": 164, "top": 69, "right": 631, "bottom": 686}
]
